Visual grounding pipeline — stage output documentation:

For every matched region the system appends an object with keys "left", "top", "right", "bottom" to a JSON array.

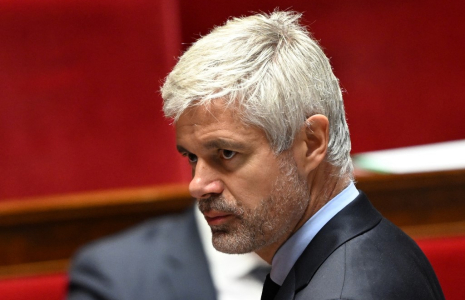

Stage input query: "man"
[
  {"left": 161, "top": 11, "right": 444, "bottom": 300},
  {"left": 67, "top": 206, "right": 269, "bottom": 300}
]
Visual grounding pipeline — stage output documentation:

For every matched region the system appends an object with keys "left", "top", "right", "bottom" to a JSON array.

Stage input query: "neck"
[
  {"left": 255, "top": 162, "right": 351, "bottom": 264},
  {"left": 304, "top": 163, "right": 351, "bottom": 225}
]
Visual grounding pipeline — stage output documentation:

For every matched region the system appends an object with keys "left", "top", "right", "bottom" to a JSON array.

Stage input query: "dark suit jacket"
[
  {"left": 67, "top": 207, "right": 217, "bottom": 300},
  {"left": 273, "top": 192, "right": 445, "bottom": 300}
]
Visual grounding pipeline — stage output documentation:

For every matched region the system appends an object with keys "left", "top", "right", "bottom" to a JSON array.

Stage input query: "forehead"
[{"left": 175, "top": 101, "right": 269, "bottom": 148}]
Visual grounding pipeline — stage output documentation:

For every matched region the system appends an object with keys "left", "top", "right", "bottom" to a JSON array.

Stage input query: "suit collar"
[{"left": 275, "top": 191, "right": 382, "bottom": 299}]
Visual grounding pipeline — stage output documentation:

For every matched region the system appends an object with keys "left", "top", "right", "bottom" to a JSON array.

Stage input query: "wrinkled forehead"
[{"left": 175, "top": 99, "right": 272, "bottom": 145}]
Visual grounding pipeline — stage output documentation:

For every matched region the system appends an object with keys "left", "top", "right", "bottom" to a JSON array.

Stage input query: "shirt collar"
[{"left": 270, "top": 182, "right": 359, "bottom": 285}]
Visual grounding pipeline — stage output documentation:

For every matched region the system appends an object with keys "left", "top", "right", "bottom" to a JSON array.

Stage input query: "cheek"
[{"left": 225, "top": 164, "right": 280, "bottom": 208}]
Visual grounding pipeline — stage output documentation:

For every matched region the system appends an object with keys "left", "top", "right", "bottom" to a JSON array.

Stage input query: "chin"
[{"left": 211, "top": 231, "right": 260, "bottom": 254}]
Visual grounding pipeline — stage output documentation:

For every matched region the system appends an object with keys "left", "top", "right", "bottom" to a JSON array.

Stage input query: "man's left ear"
[{"left": 293, "top": 114, "right": 329, "bottom": 176}]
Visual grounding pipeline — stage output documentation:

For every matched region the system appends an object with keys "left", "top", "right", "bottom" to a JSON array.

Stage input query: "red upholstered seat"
[
  {"left": 417, "top": 236, "right": 465, "bottom": 300},
  {"left": 0, "top": 274, "right": 67, "bottom": 300},
  {"left": 0, "top": 0, "right": 187, "bottom": 200}
]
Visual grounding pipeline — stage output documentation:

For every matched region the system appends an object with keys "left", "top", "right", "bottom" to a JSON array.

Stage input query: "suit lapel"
[
  {"left": 275, "top": 192, "right": 382, "bottom": 300},
  {"left": 274, "top": 268, "right": 296, "bottom": 300},
  {"left": 163, "top": 207, "right": 217, "bottom": 300}
]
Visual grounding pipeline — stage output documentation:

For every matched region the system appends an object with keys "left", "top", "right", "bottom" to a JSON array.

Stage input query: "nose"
[{"left": 189, "top": 160, "right": 223, "bottom": 199}]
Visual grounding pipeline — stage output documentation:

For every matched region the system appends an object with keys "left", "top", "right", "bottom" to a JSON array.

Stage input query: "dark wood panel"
[
  {"left": 0, "top": 184, "right": 192, "bottom": 226},
  {"left": 356, "top": 169, "right": 465, "bottom": 226},
  {"left": 0, "top": 184, "right": 193, "bottom": 270},
  {"left": 1, "top": 170, "right": 464, "bottom": 278}
]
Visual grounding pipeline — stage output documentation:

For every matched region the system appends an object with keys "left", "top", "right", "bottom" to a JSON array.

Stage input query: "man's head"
[
  {"left": 162, "top": 11, "right": 352, "bottom": 176},
  {"left": 162, "top": 11, "right": 353, "bottom": 260}
]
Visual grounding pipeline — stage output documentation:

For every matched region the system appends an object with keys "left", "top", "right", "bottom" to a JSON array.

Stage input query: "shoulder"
[
  {"left": 68, "top": 208, "right": 197, "bottom": 286},
  {"left": 299, "top": 218, "right": 444, "bottom": 300},
  {"left": 67, "top": 208, "right": 199, "bottom": 299},
  {"left": 72, "top": 208, "right": 195, "bottom": 268}
]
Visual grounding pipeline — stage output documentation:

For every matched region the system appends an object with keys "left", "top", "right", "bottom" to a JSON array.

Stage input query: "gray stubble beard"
[{"left": 198, "top": 151, "right": 310, "bottom": 254}]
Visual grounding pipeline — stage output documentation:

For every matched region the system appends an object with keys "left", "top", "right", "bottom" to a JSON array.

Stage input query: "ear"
[{"left": 292, "top": 114, "right": 329, "bottom": 176}]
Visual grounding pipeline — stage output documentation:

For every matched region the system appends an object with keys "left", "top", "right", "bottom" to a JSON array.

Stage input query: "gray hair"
[{"left": 161, "top": 11, "right": 353, "bottom": 177}]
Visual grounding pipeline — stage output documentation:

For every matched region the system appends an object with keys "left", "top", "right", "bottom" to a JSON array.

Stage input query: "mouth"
[{"left": 203, "top": 210, "right": 234, "bottom": 226}]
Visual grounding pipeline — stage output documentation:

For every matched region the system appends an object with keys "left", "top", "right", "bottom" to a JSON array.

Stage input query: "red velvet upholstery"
[
  {"left": 0, "top": 0, "right": 188, "bottom": 200},
  {"left": 2, "top": 0, "right": 464, "bottom": 200},
  {"left": 0, "top": 274, "right": 67, "bottom": 300},
  {"left": 417, "top": 236, "right": 465, "bottom": 300}
]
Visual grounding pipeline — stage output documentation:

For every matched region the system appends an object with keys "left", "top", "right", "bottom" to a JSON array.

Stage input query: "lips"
[{"left": 203, "top": 210, "right": 233, "bottom": 226}]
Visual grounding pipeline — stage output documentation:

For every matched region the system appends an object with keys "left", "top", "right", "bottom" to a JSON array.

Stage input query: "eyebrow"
[
  {"left": 176, "top": 138, "right": 247, "bottom": 154},
  {"left": 204, "top": 138, "right": 247, "bottom": 151}
]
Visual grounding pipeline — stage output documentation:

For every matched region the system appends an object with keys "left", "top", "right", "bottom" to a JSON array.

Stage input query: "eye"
[
  {"left": 183, "top": 153, "right": 198, "bottom": 163},
  {"left": 220, "top": 149, "right": 237, "bottom": 160}
]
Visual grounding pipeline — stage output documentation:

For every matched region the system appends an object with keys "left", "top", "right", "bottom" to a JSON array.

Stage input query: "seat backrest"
[
  {"left": 0, "top": 274, "right": 67, "bottom": 300},
  {"left": 417, "top": 236, "right": 465, "bottom": 300},
  {"left": 0, "top": 0, "right": 188, "bottom": 200}
]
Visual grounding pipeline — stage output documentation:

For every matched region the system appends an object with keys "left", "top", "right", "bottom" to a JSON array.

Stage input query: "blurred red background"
[{"left": 1, "top": 0, "right": 464, "bottom": 200}]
